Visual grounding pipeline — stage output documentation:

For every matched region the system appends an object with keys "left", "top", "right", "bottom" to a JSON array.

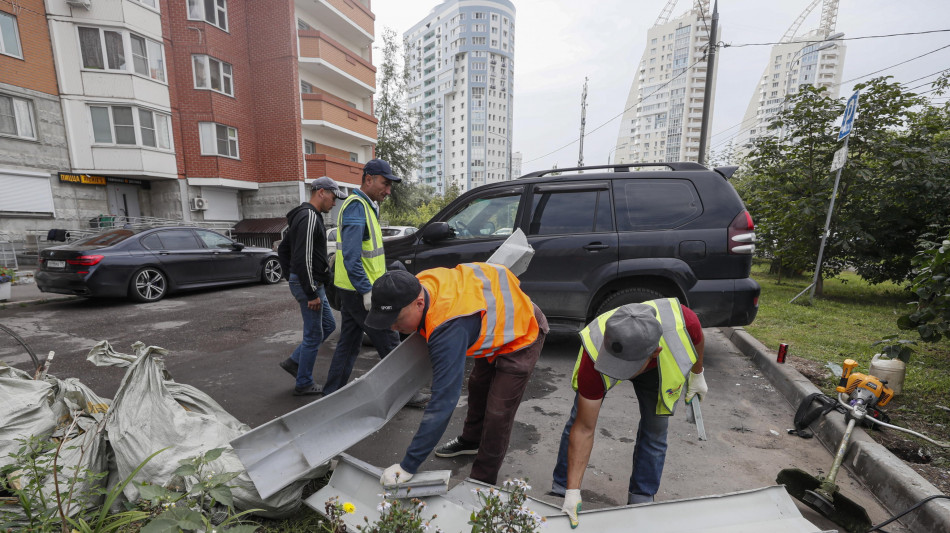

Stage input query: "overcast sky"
[{"left": 370, "top": 0, "right": 950, "bottom": 174}]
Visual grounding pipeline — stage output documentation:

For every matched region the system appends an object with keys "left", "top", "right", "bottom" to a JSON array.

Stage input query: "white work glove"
[
  {"left": 685, "top": 370, "right": 708, "bottom": 403},
  {"left": 363, "top": 290, "right": 372, "bottom": 312},
  {"left": 380, "top": 463, "right": 413, "bottom": 486},
  {"left": 561, "top": 489, "right": 582, "bottom": 529}
]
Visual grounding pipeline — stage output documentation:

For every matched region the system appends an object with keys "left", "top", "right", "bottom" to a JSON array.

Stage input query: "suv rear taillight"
[
  {"left": 67, "top": 255, "right": 104, "bottom": 266},
  {"left": 728, "top": 211, "right": 756, "bottom": 255}
]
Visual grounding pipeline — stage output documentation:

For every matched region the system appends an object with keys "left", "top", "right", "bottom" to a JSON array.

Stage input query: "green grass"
[{"left": 745, "top": 260, "right": 950, "bottom": 430}]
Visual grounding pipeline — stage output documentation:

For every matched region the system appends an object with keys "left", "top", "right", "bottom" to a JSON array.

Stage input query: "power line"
[
  {"left": 722, "top": 28, "right": 950, "bottom": 48},
  {"left": 524, "top": 46, "right": 710, "bottom": 165}
]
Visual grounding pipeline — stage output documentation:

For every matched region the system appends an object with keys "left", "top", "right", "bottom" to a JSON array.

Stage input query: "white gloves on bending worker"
[
  {"left": 380, "top": 463, "right": 413, "bottom": 486},
  {"left": 561, "top": 489, "right": 582, "bottom": 529},
  {"left": 685, "top": 370, "right": 708, "bottom": 402},
  {"left": 363, "top": 291, "right": 373, "bottom": 312}
]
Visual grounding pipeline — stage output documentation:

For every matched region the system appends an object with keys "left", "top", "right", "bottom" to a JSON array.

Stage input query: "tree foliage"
[
  {"left": 374, "top": 27, "right": 422, "bottom": 214},
  {"left": 381, "top": 182, "right": 460, "bottom": 228},
  {"left": 735, "top": 77, "right": 950, "bottom": 294}
]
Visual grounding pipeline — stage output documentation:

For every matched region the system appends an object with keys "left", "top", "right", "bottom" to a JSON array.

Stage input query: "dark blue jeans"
[
  {"left": 323, "top": 289, "right": 399, "bottom": 395},
  {"left": 552, "top": 368, "right": 669, "bottom": 503},
  {"left": 288, "top": 274, "right": 335, "bottom": 390}
]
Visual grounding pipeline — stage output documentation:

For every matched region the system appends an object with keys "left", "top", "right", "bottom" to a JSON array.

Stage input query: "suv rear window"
[
  {"left": 615, "top": 179, "right": 701, "bottom": 231},
  {"left": 528, "top": 188, "right": 612, "bottom": 235}
]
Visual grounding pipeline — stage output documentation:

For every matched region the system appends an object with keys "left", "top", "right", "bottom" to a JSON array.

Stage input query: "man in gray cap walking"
[
  {"left": 277, "top": 176, "right": 347, "bottom": 396},
  {"left": 551, "top": 298, "right": 707, "bottom": 528}
]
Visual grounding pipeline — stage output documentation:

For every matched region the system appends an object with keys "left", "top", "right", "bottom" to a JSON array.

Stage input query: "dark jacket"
[{"left": 277, "top": 202, "right": 329, "bottom": 301}]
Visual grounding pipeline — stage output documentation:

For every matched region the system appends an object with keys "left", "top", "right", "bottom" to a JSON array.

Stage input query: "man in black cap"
[
  {"left": 365, "top": 264, "right": 548, "bottom": 488},
  {"left": 324, "top": 159, "right": 428, "bottom": 407},
  {"left": 552, "top": 300, "right": 706, "bottom": 528},
  {"left": 277, "top": 176, "right": 347, "bottom": 396}
]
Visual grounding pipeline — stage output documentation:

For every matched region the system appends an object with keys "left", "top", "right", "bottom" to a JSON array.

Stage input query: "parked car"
[
  {"left": 340, "top": 162, "right": 758, "bottom": 332},
  {"left": 36, "top": 227, "right": 282, "bottom": 303},
  {"left": 326, "top": 225, "right": 418, "bottom": 255}
]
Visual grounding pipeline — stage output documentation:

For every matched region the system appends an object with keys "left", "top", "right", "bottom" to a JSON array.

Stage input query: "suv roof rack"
[{"left": 519, "top": 162, "right": 707, "bottom": 179}]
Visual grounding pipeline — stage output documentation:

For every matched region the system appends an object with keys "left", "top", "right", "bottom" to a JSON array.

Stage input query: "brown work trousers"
[{"left": 460, "top": 304, "right": 549, "bottom": 484}]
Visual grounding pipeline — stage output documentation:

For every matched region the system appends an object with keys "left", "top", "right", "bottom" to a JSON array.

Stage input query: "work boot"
[
  {"left": 406, "top": 391, "right": 431, "bottom": 408},
  {"left": 293, "top": 384, "right": 323, "bottom": 396},
  {"left": 434, "top": 436, "right": 479, "bottom": 458},
  {"left": 279, "top": 358, "right": 298, "bottom": 378}
]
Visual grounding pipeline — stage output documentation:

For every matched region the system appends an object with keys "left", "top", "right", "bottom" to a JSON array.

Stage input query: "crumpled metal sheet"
[
  {"left": 230, "top": 333, "right": 432, "bottom": 499},
  {"left": 486, "top": 228, "right": 534, "bottom": 276},
  {"left": 307, "top": 454, "right": 834, "bottom": 533}
]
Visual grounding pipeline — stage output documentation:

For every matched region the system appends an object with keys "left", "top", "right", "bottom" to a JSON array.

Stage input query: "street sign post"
[
  {"left": 806, "top": 90, "right": 860, "bottom": 302},
  {"left": 838, "top": 90, "right": 860, "bottom": 141}
]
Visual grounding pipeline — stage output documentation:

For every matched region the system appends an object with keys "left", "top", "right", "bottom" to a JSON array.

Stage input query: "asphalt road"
[{"left": 0, "top": 282, "right": 911, "bottom": 531}]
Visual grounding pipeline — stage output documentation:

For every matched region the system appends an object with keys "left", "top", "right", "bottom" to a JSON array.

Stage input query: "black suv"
[{"left": 343, "top": 163, "right": 759, "bottom": 332}]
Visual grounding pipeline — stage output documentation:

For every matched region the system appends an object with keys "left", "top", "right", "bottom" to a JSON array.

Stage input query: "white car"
[{"left": 327, "top": 225, "right": 417, "bottom": 254}]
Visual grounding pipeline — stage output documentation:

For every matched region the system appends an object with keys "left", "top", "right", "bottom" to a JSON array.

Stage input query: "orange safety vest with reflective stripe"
[{"left": 418, "top": 262, "right": 539, "bottom": 361}]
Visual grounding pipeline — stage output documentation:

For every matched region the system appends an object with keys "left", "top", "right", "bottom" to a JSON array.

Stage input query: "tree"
[
  {"left": 736, "top": 77, "right": 950, "bottom": 295},
  {"left": 374, "top": 27, "right": 421, "bottom": 215}
]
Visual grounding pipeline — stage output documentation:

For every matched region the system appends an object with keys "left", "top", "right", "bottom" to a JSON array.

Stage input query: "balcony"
[
  {"left": 305, "top": 154, "right": 364, "bottom": 188},
  {"left": 297, "top": 0, "right": 375, "bottom": 46},
  {"left": 299, "top": 31, "right": 376, "bottom": 95},
  {"left": 302, "top": 93, "right": 378, "bottom": 144}
]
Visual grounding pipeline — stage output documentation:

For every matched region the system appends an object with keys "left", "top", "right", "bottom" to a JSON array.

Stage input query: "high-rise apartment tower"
[
  {"left": 405, "top": 0, "right": 515, "bottom": 193},
  {"left": 613, "top": 0, "right": 718, "bottom": 165}
]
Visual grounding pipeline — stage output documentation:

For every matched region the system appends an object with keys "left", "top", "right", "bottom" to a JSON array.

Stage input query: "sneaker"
[
  {"left": 293, "top": 384, "right": 323, "bottom": 396},
  {"left": 279, "top": 358, "right": 298, "bottom": 378},
  {"left": 434, "top": 436, "right": 479, "bottom": 458},
  {"left": 406, "top": 391, "right": 431, "bottom": 408}
]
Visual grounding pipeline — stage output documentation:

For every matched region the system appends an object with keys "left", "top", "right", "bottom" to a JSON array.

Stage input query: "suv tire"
[{"left": 595, "top": 287, "right": 666, "bottom": 317}]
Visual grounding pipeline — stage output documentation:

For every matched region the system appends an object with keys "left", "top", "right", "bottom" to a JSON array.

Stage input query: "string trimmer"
[{"left": 778, "top": 359, "right": 950, "bottom": 532}]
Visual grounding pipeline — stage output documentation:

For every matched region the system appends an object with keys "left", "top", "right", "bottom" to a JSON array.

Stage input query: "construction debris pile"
[{"left": 0, "top": 341, "right": 317, "bottom": 525}]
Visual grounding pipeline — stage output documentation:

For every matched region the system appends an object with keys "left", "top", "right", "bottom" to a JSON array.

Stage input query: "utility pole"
[
  {"left": 578, "top": 77, "right": 588, "bottom": 172},
  {"left": 697, "top": 1, "right": 718, "bottom": 166}
]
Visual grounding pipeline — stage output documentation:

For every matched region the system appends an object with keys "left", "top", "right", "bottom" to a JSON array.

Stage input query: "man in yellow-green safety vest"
[
  {"left": 323, "top": 159, "right": 428, "bottom": 409},
  {"left": 551, "top": 298, "right": 707, "bottom": 528}
]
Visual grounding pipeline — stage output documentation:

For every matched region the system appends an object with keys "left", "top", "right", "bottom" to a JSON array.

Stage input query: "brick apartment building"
[{"left": 0, "top": 0, "right": 377, "bottom": 249}]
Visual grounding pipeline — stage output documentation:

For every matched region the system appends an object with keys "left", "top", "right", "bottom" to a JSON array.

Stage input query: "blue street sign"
[{"left": 838, "top": 90, "right": 860, "bottom": 141}]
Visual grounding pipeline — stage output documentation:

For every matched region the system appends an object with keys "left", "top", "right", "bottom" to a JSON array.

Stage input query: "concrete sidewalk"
[{"left": 722, "top": 327, "right": 950, "bottom": 532}]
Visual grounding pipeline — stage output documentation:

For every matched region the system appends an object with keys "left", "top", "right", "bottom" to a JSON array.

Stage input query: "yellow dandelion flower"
[{"left": 343, "top": 502, "right": 356, "bottom": 514}]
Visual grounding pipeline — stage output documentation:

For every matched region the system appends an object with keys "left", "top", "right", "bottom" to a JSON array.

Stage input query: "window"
[
  {"left": 304, "top": 139, "right": 315, "bottom": 154},
  {"left": 89, "top": 105, "right": 172, "bottom": 149},
  {"left": 196, "top": 229, "right": 233, "bottom": 249},
  {"left": 154, "top": 230, "right": 201, "bottom": 250},
  {"left": 615, "top": 179, "right": 701, "bottom": 231},
  {"left": 132, "top": 0, "right": 158, "bottom": 9},
  {"left": 79, "top": 27, "right": 165, "bottom": 81},
  {"left": 297, "top": 18, "right": 313, "bottom": 30},
  {"left": 192, "top": 55, "right": 233, "bottom": 95},
  {"left": 188, "top": 0, "right": 228, "bottom": 31},
  {"left": 199, "top": 122, "right": 239, "bottom": 158},
  {"left": 0, "top": 94, "right": 35, "bottom": 140},
  {"left": 301, "top": 80, "right": 314, "bottom": 94},
  {"left": 0, "top": 11, "right": 22, "bottom": 58},
  {"left": 446, "top": 192, "right": 521, "bottom": 239}
]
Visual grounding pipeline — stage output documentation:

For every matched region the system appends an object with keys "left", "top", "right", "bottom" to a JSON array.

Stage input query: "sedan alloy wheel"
[
  {"left": 130, "top": 267, "right": 167, "bottom": 302},
  {"left": 262, "top": 258, "right": 283, "bottom": 284}
]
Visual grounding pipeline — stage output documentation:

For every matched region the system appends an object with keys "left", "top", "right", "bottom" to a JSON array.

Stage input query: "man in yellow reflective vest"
[
  {"left": 552, "top": 300, "right": 707, "bottom": 528},
  {"left": 365, "top": 264, "right": 549, "bottom": 486},
  {"left": 324, "top": 159, "right": 413, "bottom": 398}
]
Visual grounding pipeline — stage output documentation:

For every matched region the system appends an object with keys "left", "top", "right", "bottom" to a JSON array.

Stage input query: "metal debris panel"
[
  {"left": 230, "top": 333, "right": 432, "bottom": 498},
  {"left": 307, "top": 454, "right": 834, "bottom": 533}
]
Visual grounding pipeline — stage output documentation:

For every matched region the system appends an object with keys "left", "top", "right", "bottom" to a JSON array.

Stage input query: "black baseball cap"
[
  {"left": 363, "top": 159, "right": 401, "bottom": 182},
  {"left": 365, "top": 270, "right": 422, "bottom": 329}
]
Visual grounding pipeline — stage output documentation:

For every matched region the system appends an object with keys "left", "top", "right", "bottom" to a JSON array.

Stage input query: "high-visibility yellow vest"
[
  {"left": 571, "top": 298, "right": 698, "bottom": 415},
  {"left": 419, "top": 263, "right": 540, "bottom": 362},
  {"left": 333, "top": 193, "right": 387, "bottom": 291}
]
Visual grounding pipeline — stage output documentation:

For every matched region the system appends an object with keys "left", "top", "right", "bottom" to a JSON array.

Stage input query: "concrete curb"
[
  {"left": 721, "top": 327, "right": 950, "bottom": 532},
  {"left": 0, "top": 295, "right": 78, "bottom": 310}
]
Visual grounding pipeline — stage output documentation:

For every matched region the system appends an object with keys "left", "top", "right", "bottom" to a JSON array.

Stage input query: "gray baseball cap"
[
  {"left": 591, "top": 304, "right": 664, "bottom": 380},
  {"left": 311, "top": 176, "right": 347, "bottom": 199}
]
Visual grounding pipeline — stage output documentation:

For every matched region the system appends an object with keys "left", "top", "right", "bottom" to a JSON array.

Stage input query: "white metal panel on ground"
[
  {"left": 230, "top": 333, "right": 432, "bottom": 498},
  {"left": 307, "top": 454, "right": 835, "bottom": 533}
]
